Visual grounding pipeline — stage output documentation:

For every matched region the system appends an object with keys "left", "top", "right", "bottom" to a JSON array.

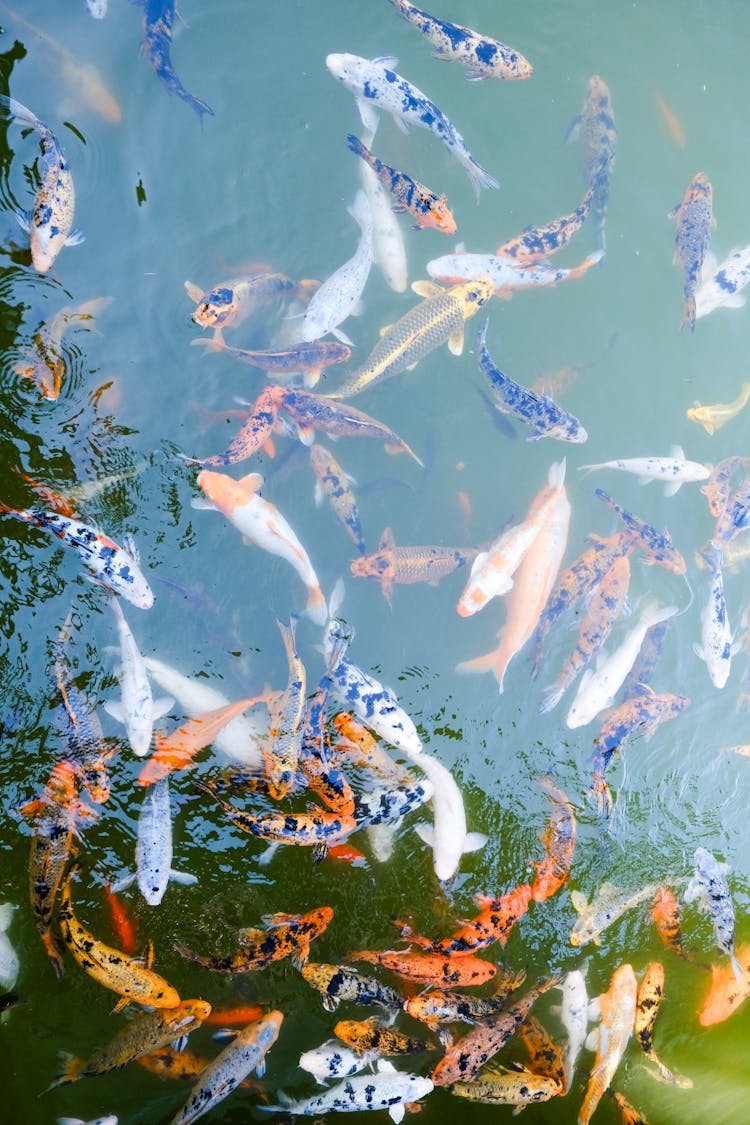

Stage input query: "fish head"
[
  {"left": 431, "top": 197, "right": 457, "bottom": 236},
  {"left": 196, "top": 468, "right": 261, "bottom": 513},
  {"left": 30, "top": 227, "right": 63, "bottom": 274},
  {"left": 192, "top": 285, "right": 239, "bottom": 328},
  {"left": 460, "top": 276, "right": 495, "bottom": 312},
  {"left": 326, "top": 52, "right": 367, "bottom": 87}
]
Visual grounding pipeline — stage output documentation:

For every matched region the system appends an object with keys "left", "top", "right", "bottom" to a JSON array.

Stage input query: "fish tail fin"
[
  {"left": 462, "top": 155, "right": 500, "bottom": 202},
  {"left": 0, "top": 94, "right": 45, "bottom": 134},
  {"left": 455, "top": 646, "right": 510, "bottom": 692},
  {"left": 730, "top": 951, "right": 744, "bottom": 985},
  {"left": 539, "top": 684, "right": 564, "bottom": 714},
  {"left": 41, "top": 1051, "right": 83, "bottom": 1093},
  {"left": 305, "top": 584, "right": 328, "bottom": 626},
  {"left": 42, "top": 931, "right": 65, "bottom": 980},
  {"left": 681, "top": 296, "right": 697, "bottom": 332}
]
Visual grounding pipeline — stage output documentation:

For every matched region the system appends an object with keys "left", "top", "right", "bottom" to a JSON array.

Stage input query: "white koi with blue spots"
[
  {"left": 325, "top": 53, "right": 498, "bottom": 200},
  {"left": 299, "top": 1039, "right": 378, "bottom": 1084},
  {"left": 696, "top": 245, "right": 750, "bottom": 318},
  {"left": 111, "top": 776, "right": 197, "bottom": 906},
  {"left": 302, "top": 190, "right": 373, "bottom": 346},
  {"left": 685, "top": 847, "right": 742, "bottom": 983},
  {"left": 694, "top": 543, "right": 734, "bottom": 689},
  {"left": 579, "top": 445, "right": 710, "bottom": 496},
  {"left": 265, "top": 1058, "right": 433, "bottom": 1123}
]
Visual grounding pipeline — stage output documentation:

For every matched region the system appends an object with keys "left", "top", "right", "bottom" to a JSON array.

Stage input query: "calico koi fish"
[
  {"left": 198, "top": 782, "right": 356, "bottom": 855},
  {"left": 414, "top": 882, "right": 533, "bottom": 956},
  {"left": 530, "top": 779, "right": 576, "bottom": 904},
  {"left": 651, "top": 886, "right": 686, "bottom": 957},
  {"left": 14, "top": 296, "right": 110, "bottom": 400},
  {"left": 0, "top": 95, "right": 84, "bottom": 272},
  {"left": 300, "top": 631, "right": 356, "bottom": 816},
  {"left": 698, "top": 942, "right": 750, "bottom": 1026},
  {"left": 299, "top": 1039, "right": 378, "bottom": 1084},
  {"left": 15, "top": 761, "right": 95, "bottom": 979},
  {"left": 568, "top": 76, "right": 617, "bottom": 252},
  {"left": 452, "top": 1067, "right": 562, "bottom": 1108},
  {"left": 194, "top": 337, "right": 350, "bottom": 388},
  {"left": 263, "top": 617, "right": 305, "bottom": 799},
  {"left": 104, "top": 598, "right": 172, "bottom": 757},
  {"left": 351, "top": 527, "right": 478, "bottom": 603},
  {"left": 476, "top": 321, "right": 587, "bottom": 442},
  {"left": 334, "top": 1017, "right": 432, "bottom": 1057},
  {"left": 634, "top": 962, "right": 691, "bottom": 1086},
  {"left": 412, "top": 748, "right": 487, "bottom": 881},
  {"left": 497, "top": 182, "right": 594, "bottom": 263},
  {"left": 302, "top": 190, "right": 373, "bottom": 346},
  {"left": 178, "top": 907, "right": 332, "bottom": 973},
  {"left": 310, "top": 443, "right": 365, "bottom": 553},
  {"left": 689, "top": 383, "right": 750, "bottom": 435},
  {"left": 695, "top": 245, "right": 750, "bottom": 319},
  {"left": 578, "top": 963, "right": 636, "bottom": 1125},
  {"left": 326, "top": 53, "right": 498, "bottom": 199},
  {"left": 280, "top": 387, "right": 422, "bottom": 463},
  {"left": 403, "top": 970, "right": 527, "bottom": 1029},
  {"left": 570, "top": 882, "right": 661, "bottom": 947},
  {"left": 694, "top": 543, "right": 734, "bottom": 688},
  {"left": 701, "top": 456, "right": 750, "bottom": 516},
  {"left": 193, "top": 469, "right": 327, "bottom": 624},
  {"left": 300, "top": 961, "right": 403, "bottom": 1014},
  {"left": 186, "top": 273, "right": 318, "bottom": 340},
  {"left": 111, "top": 776, "right": 197, "bottom": 905},
  {"left": 431, "top": 976, "right": 559, "bottom": 1087},
  {"left": 136, "top": 0, "right": 213, "bottom": 119},
  {"left": 520, "top": 1014, "right": 567, "bottom": 1093},
  {"left": 328, "top": 276, "right": 494, "bottom": 399},
  {"left": 595, "top": 489, "right": 686, "bottom": 574},
  {"left": 386, "top": 0, "right": 532, "bottom": 80},
  {"left": 0, "top": 507, "right": 154, "bottom": 607},
  {"left": 266, "top": 1058, "right": 432, "bottom": 1122},
  {"left": 58, "top": 866, "right": 179, "bottom": 1009},
  {"left": 670, "top": 172, "right": 714, "bottom": 331},
  {"left": 346, "top": 134, "right": 456, "bottom": 234},
  {"left": 427, "top": 248, "right": 604, "bottom": 295},
  {"left": 686, "top": 846, "right": 742, "bottom": 981},
  {"left": 349, "top": 948, "right": 496, "bottom": 987},
  {"left": 332, "top": 712, "right": 411, "bottom": 781},
  {"left": 580, "top": 445, "right": 710, "bottom": 495}
]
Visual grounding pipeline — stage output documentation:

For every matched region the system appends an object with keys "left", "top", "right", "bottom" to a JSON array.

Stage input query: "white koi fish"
[
  {"left": 578, "top": 964, "right": 636, "bottom": 1125},
  {"left": 299, "top": 1039, "right": 378, "bottom": 1084},
  {"left": 0, "top": 507, "right": 154, "bottom": 609},
  {"left": 84, "top": 0, "right": 108, "bottom": 16},
  {"left": 696, "top": 245, "right": 750, "bottom": 319},
  {"left": 104, "top": 599, "right": 173, "bottom": 757},
  {"left": 579, "top": 444, "right": 710, "bottom": 497},
  {"left": 427, "top": 248, "right": 604, "bottom": 293},
  {"left": 193, "top": 470, "right": 327, "bottom": 625},
  {"left": 325, "top": 53, "right": 498, "bottom": 200},
  {"left": 0, "top": 95, "right": 84, "bottom": 272},
  {"left": 58, "top": 1117, "right": 117, "bottom": 1125},
  {"left": 560, "top": 968, "right": 588, "bottom": 1088},
  {"left": 302, "top": 190, "right": 373, "bottom": 346},
  {"left": 694, "top": 543, "right": 734, "bottom": 689},
  {"left": 413, "top": 750, "right": 486, "bottom": 881},
  {"left": 0, "top": 903, "right": 19, "bottom": 991},
  {"left": 358, "top": 128, "right": 408, "bottom": 293},
  {"left": 686, "top": 847, "right": 742, "bottom": 983},
  {"left": 142, "top": 656, "right": 265, "bottom": 768},
  {"left": 112, "top": 776, "right": 196, "bottom": 906},
  {"left": 566, "top": 602, "right": 678, "bottom": 729},
  {"left": 265, "top": 1058, "right": 433, "bottom": 1123}
]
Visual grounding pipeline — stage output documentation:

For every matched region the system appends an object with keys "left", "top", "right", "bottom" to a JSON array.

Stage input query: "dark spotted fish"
[
  {"left": 346, "top": 134, "right": 456, "bottom": 234},
  {"left": 670, "top": 172, "right": 713, "bottom": 331},
  {"left": 568, "top": 75, "right": 617, "bottom": 251},
  {"left": 350, "top": 526, "right": 478, "bottom": 603},
  {"left": 136, "top": 0, "right": 214, "bottom": 119},
  {"left": 496, "top": 181, "right": 594, "bottom": 263},
  {"left": 595, "top": 489, "right": 686, "bottom": 574}
]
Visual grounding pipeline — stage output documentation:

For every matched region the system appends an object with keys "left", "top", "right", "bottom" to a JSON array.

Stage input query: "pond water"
[{"left": 1, "top": 1, "right": 750, "bottom": 1122}]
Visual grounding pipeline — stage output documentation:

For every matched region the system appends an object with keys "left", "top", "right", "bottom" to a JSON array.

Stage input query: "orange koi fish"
[
  {"left": 300, "top": 635, "right": 356, "bottom": 817},
  {"left": 670, "top": 172, "right": 714, "bottom": 331},
  {"left": 655, "top": 92, "right": 685, "bottom": 148},
  {"left": 327, "top": 843, "right": 368, "bottom": 867},
  {"left": 138, "top": 1045, "right": 211, "bottom": 1081},
  {"left": 530, "top": 779, "right": 576, "bottom": 904},
  {"left": 334, "top": 1017, "right": 433, "bottom": 1056},
  {"left": 346, "top": 134, "right": 456, "bottom": 234},
  {"left": 404, "top": 969, "right": 527, "bottom": 1029},
  {"left": 187, "top": 385, "right": 287, "bottom": 467},
  {"left": 699, "top": 943, "right": 750, "bottom": 1026},
  {"left": 612, "top": 1090, "right": 650, "bottom": 1124},
  {"left": 496, "top": 182, "right": 594, "bottom": 263},
  {"left": 431, "top": 976, "right": 559, "bottom": 1087},
  {"left": 103, "top": 883, "right": 138, "bottom": 956},
  {"left": 15, "top": 760, "right": 97, "bottom": 979},
  {"left": 177, "top": 907, "right": 333, "bottom": 973},
  {"left": 58, "top": 865, "right": 179, "bottom": 1010},
  {"left": 351, "top": 526, "right": 479, "bottom": 604},
  {"left": 578, "top": 963, "right": 636, "bottom": 1125},
  {"left": 203, "top": 1005, "right": 265, "bottom": 1026},
  {"left": 408, "top": 882, "right": 533, "bottom": 956},
  {"left": 520, "top": 1014, "right": 567, "bottom": 1093},
  {"left": 348, "top": 948, "right": 496, "bottom": 987},
  {"left": 310, "top": 442, "right": 366, "bottom": 554},
  {"left": 651, "top": 887, "right": 686, "bottom": 957},
  {"left": 138, "top": 696, "right": 264, "bottom": 786},
  {"left": 635, "top": 962, "right": 691, "bottom": 1087}
]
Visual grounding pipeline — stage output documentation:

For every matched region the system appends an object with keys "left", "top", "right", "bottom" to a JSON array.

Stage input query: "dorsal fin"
[{"left": 378, "top": 527, "right": 395, "bottom": 553}]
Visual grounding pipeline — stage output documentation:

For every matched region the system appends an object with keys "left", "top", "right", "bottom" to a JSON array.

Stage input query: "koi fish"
[
  {"left": 111, "top": 776, "right": 196, "bottom": 905},
  {"left": 332, "top": 712, "right": 411, "bottom": 781},
  {"left": 186, "top": 273, "right": 317, "bottom": 340},
  {"left": 686, "top": 846, "right": 742, "bottom": 981},
  {"left": 595, "top": 489, "right": 686, "bottom": 574},
  {"left": 14, "top": 296, "right": 110, "bottom": 400},
  {"left": 580, "top": 445, "right": 710, "bottom": 495},
  {"left": 651, "top": 886, "right": 686, "bottom": 957},
  {"left": 334, "top": 1017, "right": 432, "bottom": 1057},
  {"left": 634, "top": 962, "right": 691, "bottom": 1086},
  {"left": 476, "top": 321, "right": 587, "bottom": 442},
  {"left": 300, "top": 961, "right": 403, "bottom": 1014},
  {"left": 386, "top": 0, "right": 532, "bottom": 80},
  {"left": 621, "top": 615, "right": 670, "bottom": 696},
  {"left": 570, "top": 881, "right": 661, "bottom": 947},
  {"left": 670, "top": 172, "right": 714, "bottom": 331},
  {"left": 568, "top": 76, "right": 617, "bottom": 252},
  {"left": 194, "top": 337, "right": 350, "bottom": 388},
  {"left": 104, "top": 598, "right": 172, "bottom": 757},
  {"left": 578, "top": 963, "right": 637, "bottom": 1125},
  {"left": 326, "top": 53, "right": 498, "bottom": 198},
  {"left": 566, "top": 602, "right": 678, "bottom": 729},
  {"left": 0, "top": 507, "right": 154, "bottom": 607},
  {"left": 497, "top": 182, "right": 594, "bottom": 262},
  {"left": 103, "top": 885, "right": 137, "bottom": 955},
  {"left": 58, "top": 865, "right": 179, "bottom": 1009},
  {"left": 359, "top": 131, "right": 408, "bottom": 293},
  {"left": 266, "top": 1057, "right": 433, "bottom": 1122},
  {"left": 349, "top": 948, "right": 496, "bottom": 987},
  {"left": 452, "top": 1067, "right": 562, "bottom": 1108},
  {"left": 168, "top": 1011, "right": 283, "bottom": 1125},
  {"left": 431, "top": 976, "right": 559, "bottom": 1086},
  {"left": 688, "top": 383, "right": 750, "bottom": 435},
  {"left": 136, "top": 0, "right": 213, "bottom": 119},
  {"left": 0, "top": 94, "right": 84, "bottom": 272},
  {"left": 15, "top": 761, "right": 97, "bottom": 978},
  {"left": 53, "top": 633, "right": 114, "bottom": 804},
  {"left": 353, "top": 777, "right": 433, "bottom": 830},
  {"left": 412, "top": 749, "right": 487, "bottom": 881},
  {"left": 137, "top": 1045, "right": 210, "bottom": 1081},
  {"left": 203, "top": 1005, "right": 264, "bottom": 1026},
  {"left": 328, "top": 276, "right": 494, "bottom": 399},
  {"left": 346, "top": 134, "right": 456, "bottom": 234},
  {"left": 540, "top": 554, "right": 630, "bottom": 713},
  {"left": 560, "top": 968, "right": 588, "bottom": 1088},
  {"left": 193, "top": 469, "right": 327, "bottom": 624},
  {"left": 457, "top": 459, "right": 567, "bottom": 617},
  {"left": 695, "top": 245, "right": 750, "bottom": 318},
  {"left": 404, "top": 970, "right": 527, "bottom": 1029},
  {"left": 519, "top": 1014, "right": 567, "bottom": 1092},
  {"left": 56, "top": 1117, "right": 117, "bottom": 1125},
  {"left": 300, "top": 632, "right": 356, "bottom": 817},
  {"left": 310, "top": 443, "right": 365, "bottom": 553},
  {"left": 47, "top": 999, "right": 211, "bottom": 1088},
  {"left": 280, "top": 387, "right": 422, "bottom": 463},
  {"left": 427, "top": 248, "right": 604, "bottom": 295},
  {"left": 713, "top": 471, "right": 750, "bottom": 546},
  {"left": 701, "top": 456, "right": 750, "bottom": 516},
  {"left": 351, "top": 527, "right": 478, "bottom": 603},
  {"left": 408, "top": 882, "right": 532, "bottom": 957},
  {"left": 299, "top": 1039, "right": 378, "bottom": 1084},
  {"left": 694, "top": 543, "right": 734, "bottom": 688},
  {"left": 138, "top": 695, "right": 264, "bottom": 786},
  {"left": 530, "top": 779, "right": 576, "bottom": 903},
  {"left": 263, "top": 617, "right": 305, "bottom": 799},
  {"left": 0, "top": 904, "right": 18, "bottom": 991},
  {"left": 302, "top": 190, "right": 373, "bottom": 346},
  {"left": 698, "top": 943, "right": 750, "bottom": 1025},
  {"left": 178, "top": 907, "right": 332, "bottom": 973},
  {"left": 188, "top": 385, "right": 287, "bottom": 466},
  {"left": 198, "top": 782, "right": 356, "bottom": 855}
]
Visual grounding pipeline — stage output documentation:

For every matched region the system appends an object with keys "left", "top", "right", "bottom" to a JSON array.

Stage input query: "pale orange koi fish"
[{"left": 578, "top": 963, "right": 636, "bottom": 1125}]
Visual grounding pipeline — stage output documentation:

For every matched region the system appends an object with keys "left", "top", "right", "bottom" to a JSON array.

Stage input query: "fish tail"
[
  {"left": 346, "top": 133, "right": 369, "bottom": 163},
  {"left": 41, "top": 930, "right": 65, "bottom": 980},
  {"left": 680, "top": 295, "right": 696, "bottom": 332},
  {"left": 455, "top": 647, "right": 510, "bottom": 692},
  {"left": 539, "top": 684, "right": 564, "bottom": 714},
  {"left": 461, "top": 154, "right": 500, "bottom": 202},
  {"left": 41, "top": 1051, "right": 84, "bottom": 1092},
  {"left": 730, "top": 950, "right": 744, "bottom": 985},
  {"left": 305, "top": 584, "right": 328, "bottom": 626},
  {"left": 0, "top": 94, "right": 46, "bottom": 135}
]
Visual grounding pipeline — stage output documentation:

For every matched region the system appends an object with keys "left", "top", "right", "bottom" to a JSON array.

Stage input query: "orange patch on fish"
[{"left": 139, "top": 696, "right": 265, "bottom": 786}]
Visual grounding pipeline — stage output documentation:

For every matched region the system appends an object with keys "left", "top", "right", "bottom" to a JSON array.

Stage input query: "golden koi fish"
[
  {"left": 452, "top": 1066, "right": 562, "bottom": 1108},
  {"left": 328, "top": 277, "right": 494, "bottom": 399},
  {"left": 651, "top": 886, "right": 686, "bottom": 958},
  {"left": 351, "top": 526, "right": 479, "bottom": 603},
  {"left": 634, "top": 962, "right": 692, "bottom": 1087},
  {"left": 520, "top": 1014, "right": 567, "bottom": 1093},
  {"left": 578, "top": 963, "right": 636, "bottom": 1125},
  {"left": 687, "top": 382, "right": 750, "bottom": 434},
  {"left": 14, "top": 297, "right": 111, "bottom": 399},
  {"left": 334, "top": 1017, "right": 433, "bottom": 1056},
  {"left": 570, "top": 881, "right": 661, "bottom": 947},
  {"left": 699, "top": 942, "right": 750, "bottom": 1026},
  {"left": 612, "top": 1090, "right": 650, "bottom": 1124}
]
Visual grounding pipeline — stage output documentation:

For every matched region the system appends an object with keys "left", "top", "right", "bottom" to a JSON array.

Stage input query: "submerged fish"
[
  {"left": 136, "top": 0, "right": 213, "bottom": 119},
  {"left": 696, "top": 245, "right": 750, "bottom": 318},
  {"left": 302, "top": 190, "right": 373, "bottom": 346},
  {"left": 14, "top": 296, "right": 110, "bottom": 400},
  {"left": 578, "top": 963, "right": 636, "bottom": 1125},
  {"left": 359, "top": 133, "right": 408, "bottom": 294},
  {"left": 685, "top": 846, "right": 742, "bottom": 982},
  {"left": 178, "top": 907, "right": 333, "bottom": 973},
  {"left": 280, "top": 387, "right": 422, "bottom": 463},
  {"left": 186, "top": 273, "right": 316, "bottom": 340},
  {"left": 560, "top": 968, "right": 588, "bottom": 1088},
  {"left": 530, "top": 779, "right": 576, "bottom": 904},
  {"left": 595, "top": 489, "right": 686, "bottom": 574},
  {"left": 310, "top": 443, "right": 365, "bottom": 553},
  {"left": 688, "top": 383, "right": 750, "bottom": 435},
  {"left": 346, "top": 134, "right": 455, "bottom": 234},
  {"left": 651, "top": 886, "right": 686, "bottom": 958},
  {"left": 0, "top": 904, "right": 18, "bottom": 992},
  {"left": 111, "top": 776, "right": 196, "bottom": 906},
  {"left": 263, "top": 617, "right": 305, "bottom": 800},
  {"left": 568, "top": 75, "right": 617, "bottom": 251},
  {"left": 194, "top": 337, "right": 350, "bottom": 388},
  {"left": 570, "top": 881, "right": 661, "bottom": 947},
  {"left": 104, "top": 598, "right": 172, "bottom": 757},
  {"left": 409, "top": 882, "right": 532, "bottom": 957},
  {"left": 694, "top": 543, "right": 734, "bottom": 689},
  {"left": 496, "top": 181, "right": 594, "bottom": 263},
  {"left": 670, "top": 171, "right": 714, "bottom": 331},
  {"left": 326, "top": 53, "right": 498, "bottom": 199},
  {"left": 351, "top": 527, "right": 478, "bottom": 603},
  {"left": 579, "top": 445, "right": 710, "bottom": 495},
  {"left": 199, "top": 781, "right": 356, "bottom": 854},
  {"left": 698, "top": 942, "right": 750, "bottom": 1026}
]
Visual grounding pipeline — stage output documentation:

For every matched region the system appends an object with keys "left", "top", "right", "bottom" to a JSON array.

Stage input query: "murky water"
[{"left": 2, "top": 1, "right": 750, "bottom": 1122}]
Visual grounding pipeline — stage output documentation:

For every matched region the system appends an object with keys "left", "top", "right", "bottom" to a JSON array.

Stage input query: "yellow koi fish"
[
  {"left": 578, "top": 963, "right": 636, "bottom": 1125},
  {"left": 687, "top": 382, "right": 750, "bottom": 434},
  {"left": 452, "top": 1066, "right": 562, "bottom": 1108},
  {"left": 634, "top": 962, "right": 692, "bottom": 1087},
  {"left": 177, "top": 907, "right": 333, "bottom": 973},
  {"left": 334, "top": 1017, "right": 433, "bottom": 1057},
  {"left": 14, "top": 297, "right": 111, "bottom": 400}
]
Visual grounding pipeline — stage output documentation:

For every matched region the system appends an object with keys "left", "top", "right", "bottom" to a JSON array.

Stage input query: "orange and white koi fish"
[
  {"left": 138, "top": 695, "right": 264, "bottom": 786},
  {"left": 457, "top": 459, "right": 567, "bottom": 618},
  {"left": 688, "top": 383, "right": 750, "bottom": 435},
  {"left": 310, "top": 443, "right": 365, "bottom": 554},
  {"left": 634, "top": 962, "right": 691, "bottom": 1087},
  {"left": 530, "top": 779, "right": 576, "bottom": 904},
  {"left": 178, "top": 907, "right": 333, "bottom": 973},
  {"left": 701, "top": 456, "right": 750, "bottom": 516},
  {"left": 497, "top": 182, "right": 594, "bottom": 263},
  {"left": 457, "top": 457, "right": 570, "bottom": 688},
  {"left": 578, "top": 963, "right": 637, "bottom": 1125},
  {"left": 300, "top": 633, "right": 356, "bottom": 817},
  {"left": 14, "top": 297, "right": 110, "bottom": 400},
  {"left": 334, "top": 1017, "right": 433, "bottom": 1057},
  {"left": 349, "top": 947, "right": 496, "bottom": 987},
  {"left": 185, "top": 273, "right": 317, "bottom": 342},
  {"left": 346, "top": 134, "right": 456, "bottom": 234},
  {"left": 352, "top": 527, "right": 478, "bottom": 603},
  {"left": 698, "top": 943, "right": 750, "bottom": 1026},
  {"left": 193, "top": 469, "right": 327, "bottom": 624},
  {"left": 670, "top": 172, "right": 714, "bottom": 331},
  {"left": 651, "top": 886, "right": 686, "bottom": 958},
  {"left": 0, "top": 95, "right": 84, "bottom": 272},
  {"left": 263, "top": 618, "right": 305, "bottom": 800},
  {"left": 15, "top": 761, "right": 97, "bottom": 979}
]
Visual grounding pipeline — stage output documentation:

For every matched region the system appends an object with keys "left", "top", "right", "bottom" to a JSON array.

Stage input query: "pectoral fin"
[
  {"left": 169, "top": 869, "right": 198, "bottom": 886},
  {"left": 65, "top": 228, "right": 85, "bottom": 247},
  {"left": 448, "top": 326, "right": 465, "bottom": 356},
  {"left": 414, "top": 822, "right": 434, "bottom": 846},
  {"left": 110, "top": 871, "right": 136, "bottom": 893},
  {"left": 103, "top": 699, "right": 125, "bottom": 723},
  {"left": 411, "top": 280, "right": 443, "bottom": 298},
  {"left": 356, "top": 97, "right": 380, "bottom": 136},
  {"left": 463, "top": 831, "right": 488, "bottom": 853}
]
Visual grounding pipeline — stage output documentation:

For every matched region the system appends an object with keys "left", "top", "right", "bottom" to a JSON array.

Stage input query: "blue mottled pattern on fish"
[
  {"left": 310, "top": 443, "right": 366, "bottom": 553},
  {"left": 595, "top": 489, "right": 686, "bottom": 574},
  {"left": 136, "top": 0, "right": 214, "bottom": 120},
  {"left": 301, "top": 961, "right": 402, "bottom": 1013},
  {"left": 672, "top": 172, "right": 713, "bottom": 331},
  {"left": 346, "top": 134, "right": 456, "bottom": 233},
  {"left": 713, "top": 471, "right": 750, "bottom": 545},
  {"left": 353, "top": 778, "right": 433, "bottom": 827},
  {"left": 685, "top": 847, "right": 742, "bottom": 981},
  {"left": 280, "top": 388, "right": 422, "bottom": 463},
  {"left": 569, "top": 76, "right": 616, "bottom": 251},
  {"left": 496, "top": 181, "right": 594, "bottom": 262}
]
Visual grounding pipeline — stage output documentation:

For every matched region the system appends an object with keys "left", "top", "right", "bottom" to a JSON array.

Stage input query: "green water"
[{"left": 1, "top": 0, "right": 750, "bottom": 1122}]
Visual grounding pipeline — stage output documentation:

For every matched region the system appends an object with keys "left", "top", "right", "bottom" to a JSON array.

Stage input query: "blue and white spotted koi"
[
  {"left": 670, "top": 172, "right": 714, "bottom": 331},
  {"left": 696, "top": 244, "right": 750, "bottom": 319},
  {"left": 325, "top": 53, "right": 498, "bottom": 200},
  {"left": 346, "top": 133, "right": 456, "bottom": 233},
  {"left": 580, "top": 445, "right": 710, "bottom": 496},
  {"left": 302, "top": 190, "right": 373, "bottom": 347},
  {"left": 694, "top": 543, "right": 734, "bottom": 689},
  {"left": 135, "top": 0, "right": 214, "bottom": 120},
  {"left": 264, "top": 1058, "right": 433, "bottom": 1122},
  {"left": 0, "top": 95, "right": 84, "bottom": 272},
  {"left": 309, "top": 443, "right": 366, "bottom": 554},
  {"left": 685, "top": 847, "right": 742, "bottom": 983},
  {"left": 595, "top": 489, "right": 687, "bottom": 575}
]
